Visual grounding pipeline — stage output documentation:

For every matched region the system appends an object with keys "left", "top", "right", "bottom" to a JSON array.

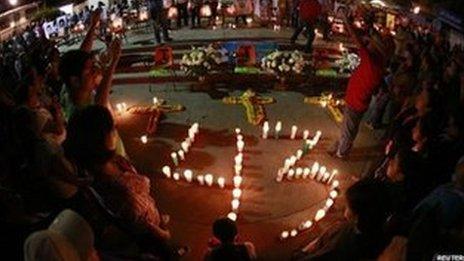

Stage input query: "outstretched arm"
[
  {"left": 95, "top": 38, "right": 122, "bottom": 108},
  {"left": 80, "top": 10, "right": 101, "bottom": 53}
]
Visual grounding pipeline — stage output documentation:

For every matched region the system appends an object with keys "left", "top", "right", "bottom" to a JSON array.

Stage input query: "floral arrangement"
[
  {"left": 261, "top": 50, "right": 310, "bottom": 78},
  {"left": 335, "top": 50, "right": 360, "bottom": 73},
  {"left": 180, "top": 45, "right": 226, "bottom": 77}
]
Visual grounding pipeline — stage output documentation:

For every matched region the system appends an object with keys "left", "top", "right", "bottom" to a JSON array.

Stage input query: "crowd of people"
[{"left": 1, "top": 0, "right": 464, "bottom": 260}]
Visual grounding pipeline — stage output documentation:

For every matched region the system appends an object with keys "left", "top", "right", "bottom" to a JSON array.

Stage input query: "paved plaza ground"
[{"left": 63, "top": 26, "right": 384, "bottom": 260}]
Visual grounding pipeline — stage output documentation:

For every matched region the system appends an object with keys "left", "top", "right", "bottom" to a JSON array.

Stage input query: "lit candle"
[
  {"left": 227, "top": 212, "right": 237, "bottom": 221},
  {"left": 192, "top": 122, "right": 200, "bottom": 134},
  {"left": 262, "top": 121, "right": 269, "bottom": 139},
  {"left": 290, "top": 229, "right": 298, "bottom": 237},
  {"left": 140, "top": 135, "right": 148, "bottom": 144},
  {"left": 287, "top": 169, "right": 295, "bottom": 180},
  {"left": 235, "top": 128, "right": 241, "bottom": 135},
  {"left": 296, "top": 149, "right": 303, "bottom": 160},
  {"left": 290, "top": 125, "right": 298, "bottom": 139},
  {"left": 313, "top": 130, "right": 322, "bottom": 144},
  {"left": 171, "top": 152, "right": 179, "bottom": 166},
  {"left": 232, "top": 188, "right": 242, "bottom": 199},
  {"left": 233, "top": 176, "right": 243, "bottom": 188},
  {"left": 217, "top": 177, "right": 225, "bottom": 188},
  {"left": 178, "top": 150, "right": 185, "bottom": 161},
  {"left": 152, "top": 97, "right": 159, "bottom": 106},
  {"left": 303, "top": 130, "right": 310, "bottom": 140},
  {"left": 322, "top": 171, "right": 331, "bottom": 183},
  {"left": 234, "top": 165, "right": 242, "bottom": 176},
  {"left": 300, "top": 167, "right": 309, "bottom": 178},
  {"left": 296, "top": 168, "right": 303, "bottom": 179},
  {"left": 181, "top": 141, "right": 189, "bottom": 153},
  {"left": 310, "top": 162, "right": 319, "bottom": 178},
  {"left": 183, "top": 169, "right": 193, "bottom": 182},
  {"left": 317, "top": 166, "right": 327, "bottom": 181},
  {"left": 234, "top": 153, "right": 243, "bottom": 166},
  {"left": 284, "top": 158, "right": 291, "bottom": 170},
  {"left": 328, "top": 170, "right": 338, "bottom": 184},
  {"left": 162, "top": 166, "right": 171, "bottom": 178},
  {"left": 325, "top": 198, "right": 334, "bottom": 209},
  {"left": 173, "top": 172, "right": 180, "bottom": 180},
  {"left": 276, "top": 169, "right": 284, "bottom": 182},
  {"left": 231, "top": 199, "right": 240, "bottom": 211},
  {"left": 275, "top": 121, "right": 282, "bottom": 139},
  {"left": 289, "top": 156, "right": 297, "bottom": 167},
  {"left": 280, "top": 231, "right": 289, "bottom": 240},
  {"left": 302, "top": 220, "right": 313, "bottom": 230},
  {"left": 197, "top": 175, "right": 205, "bottom": 185},
  {"left": 315, "top": 209, "right": 326, "bottom": 222},
  {"left": 205, "top": 174, "right": 214, "bottom": 186},
  {"left": 329, "top": 190, "right": 338, "bottom": 199},
  {"left": 188, "top": 130, "right": 195, "bottom": 143},
  {"left": 237, "top": 140, "right": 245, "bottom": 152}
]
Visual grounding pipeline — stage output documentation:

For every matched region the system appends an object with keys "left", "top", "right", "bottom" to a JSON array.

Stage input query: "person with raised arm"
[{"left": 328, "top": 8, "right": 387, "bottom": 159}]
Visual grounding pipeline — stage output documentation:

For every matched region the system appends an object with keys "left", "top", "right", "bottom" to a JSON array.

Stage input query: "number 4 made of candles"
[
  {"left": 127, "top": 98, "right": 185, "bottom": 134},
  {"left": 262, "top": 123, "right": 341, "bottom": 240}
]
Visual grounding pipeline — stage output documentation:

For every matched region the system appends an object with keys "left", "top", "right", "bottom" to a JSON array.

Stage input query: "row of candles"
[
  {"left": 277, "top": 162, "right": 338, "bottom": 184},
  {"left": 262, "top": 121, "right": 322, "bottom": 141},
  {"left": 170, "top": 123, "right": 199, "bottom": 166},
  {"left": 280, "top": 179, "right": 340, "bottom": 240},
  {"left": 227, "top": 128, "right": 246, "bottom": 222}
]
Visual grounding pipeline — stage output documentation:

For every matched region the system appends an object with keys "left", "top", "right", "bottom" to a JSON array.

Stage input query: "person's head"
[
  {"left": 212, "top": 218, "right": 238, "bottom": 244},
  {"left": 447, "top": 106, "right": 464, "bottom": 140},
  {"left": 24, "top": 209, "right": 97, "bottom": 261},
  {"left": 64, "top": 105, "right": 116, "bottom": 169},
  {"left": 344, "top": 179, "right": 390, "bottom": 233},
  {"left": 412, "top": 114, "right": 439, "bottom": 146},
  {"left": 387, "top": 149, "right": 421, "bottom": 182},
  {"left": 415, "top": 86, "right": 444, "bottom": 117},
  {"left": 59, "top": 50, "right": 103, "bottom": 98},
  {"left": 15, "top": 67, "right": 44, "bottom": 107}
]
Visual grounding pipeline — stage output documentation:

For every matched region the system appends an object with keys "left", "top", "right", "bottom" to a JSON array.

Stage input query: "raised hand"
[{"left": 90, "top": 9, "right": 102, "bottom": 28}]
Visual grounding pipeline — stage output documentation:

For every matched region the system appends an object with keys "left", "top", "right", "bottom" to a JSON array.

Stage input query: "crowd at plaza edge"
[{"left": 1, "top": 0, "right": 464, "bottom": 260}]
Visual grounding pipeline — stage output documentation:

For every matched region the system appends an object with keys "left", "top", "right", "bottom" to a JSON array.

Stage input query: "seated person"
[
  {"left": 63, "top": 105, "right": 171, "bottom": 245},
  {"left": 205, "top": 217, "right": 256, "bottom": 260},
  {"left": 295, "top": 179, "right": 391, "bottom": 260},
  {"left": 407, "top": 157, "right": 464, "bottom": 260}
]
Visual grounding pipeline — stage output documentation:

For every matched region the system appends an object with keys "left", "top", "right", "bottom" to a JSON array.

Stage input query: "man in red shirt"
[
  {"left": 329, "top": 9, "right": 386, "bottom": 159},
  {"left": 290, "top": 0, "right": 322, "bottom": 53}
]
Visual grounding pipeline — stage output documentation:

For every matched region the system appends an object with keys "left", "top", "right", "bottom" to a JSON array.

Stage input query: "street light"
[{"left": 9, "top": 0, "right": 18, "bottom": 6}]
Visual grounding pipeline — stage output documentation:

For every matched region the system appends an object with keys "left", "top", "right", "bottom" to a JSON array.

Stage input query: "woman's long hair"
[{"left": 64, "top": 105, "right": 115, "bottom": 171}]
